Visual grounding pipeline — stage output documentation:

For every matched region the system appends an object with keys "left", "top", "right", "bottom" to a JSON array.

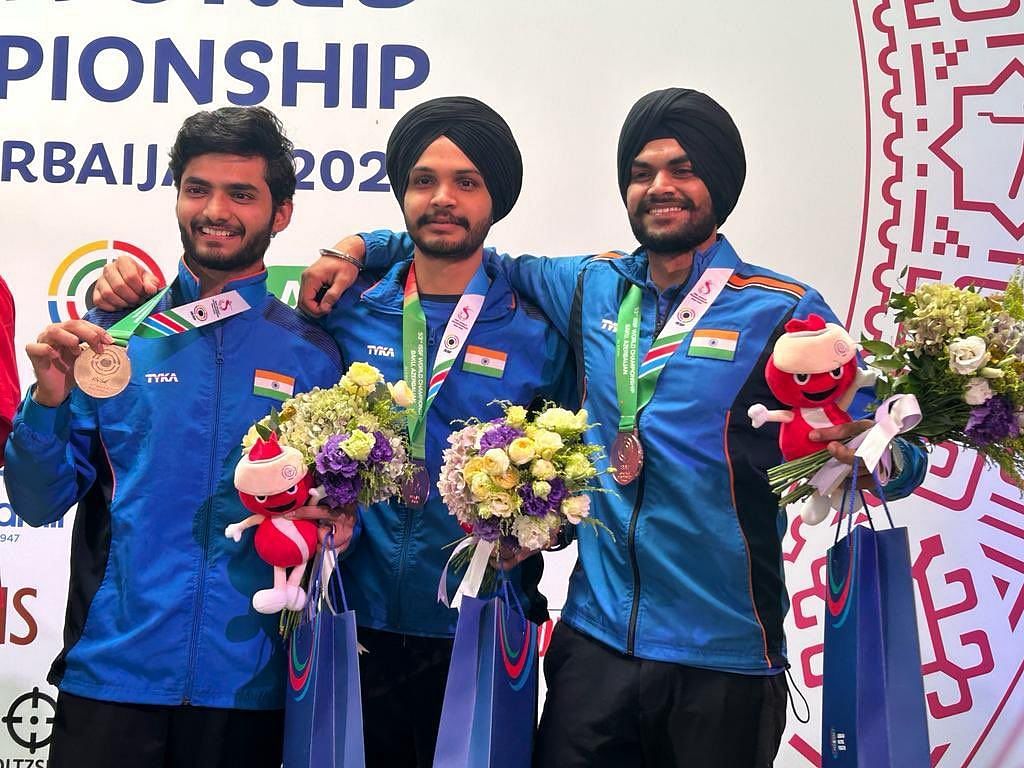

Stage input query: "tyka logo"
[
  {"left": 600, "top": 319, "right": 618, "bottom": 332},
  {"left": 47, "top": 240, "right": 164, "bottom": 323},
  {"left": 367, "top": 344, "right": 395, "bottom": 357},
  {"left": 2, "top": 688, "right": 55, "bottom": 755},
  {"left": 145, "top": 372, "right": 179, "bottom": 383}
]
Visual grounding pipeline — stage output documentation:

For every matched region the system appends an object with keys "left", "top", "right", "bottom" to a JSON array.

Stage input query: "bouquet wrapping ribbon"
[
  {"left": 800, "top": 394, "right": 921, "bottom": 524},
  {"left": 438, "top": 538, "right": 497, "bottom": 609}
]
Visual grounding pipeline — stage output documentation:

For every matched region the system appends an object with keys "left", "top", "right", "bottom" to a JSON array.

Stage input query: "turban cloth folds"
[{"left": 386, "top": 96, "right": 523, "bottom": 223}]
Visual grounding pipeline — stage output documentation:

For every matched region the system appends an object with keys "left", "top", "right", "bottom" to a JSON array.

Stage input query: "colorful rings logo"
[
  {"left": 498, "top": 606, "right": 536, "bottom": 691},
  {"left": 47, "top": 240, "right": 164, "bottom": 322}
]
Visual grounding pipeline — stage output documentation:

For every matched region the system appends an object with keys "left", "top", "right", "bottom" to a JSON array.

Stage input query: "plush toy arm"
[
  {"left": 838, "top": 366, "right": 879, "bottom": 411},
  {"left": 748, "top": 403, "right": 795, "bottom": 429},
  {"left": 225, "top": 514, "right": 265, "bottom": 542}
]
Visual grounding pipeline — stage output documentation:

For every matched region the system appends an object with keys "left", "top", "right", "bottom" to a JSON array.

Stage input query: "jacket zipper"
[
  {"left": 183, "top": 326, "right": 225, "bottom": 703},
  {"left": 625, "top": 467, "right": 646, "bottom": 656}
]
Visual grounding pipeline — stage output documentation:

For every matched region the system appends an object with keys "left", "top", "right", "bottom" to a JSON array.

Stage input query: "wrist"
[
  {"left": 32, "top": 386, "right": 68, "bottom": 408},
  {"left": 319, "top": 247, "right": 363, "bottom": 272}
]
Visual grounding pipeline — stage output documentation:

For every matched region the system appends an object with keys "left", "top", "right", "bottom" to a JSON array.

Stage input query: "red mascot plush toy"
[
  {"left": 227, "top": 433, "right": 321, "bottom": 614},
  {"left": 748, "top": 314, "right": 866, "bottom": 461}
]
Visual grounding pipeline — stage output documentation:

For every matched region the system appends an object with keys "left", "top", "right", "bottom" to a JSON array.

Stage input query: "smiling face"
[
  {"left": 176, "top": 152, "right": 292, "bottom": 273},
  {"left": 238, "top": 472, "right": 313, "bottom": 517},
  {"left": 625, "top": 137, "right": 717, "bottom": 256},
  {"left": 765, "top": 358, "right": 858, "bottom": 408}
]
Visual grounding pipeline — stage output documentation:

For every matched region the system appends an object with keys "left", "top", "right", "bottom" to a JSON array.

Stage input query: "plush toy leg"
[
  {"left": 252, "top": 567, "right": 290, "bottom": 614},
  {"left": 284, "top": 564, "right": 308, "bottom": 611}
]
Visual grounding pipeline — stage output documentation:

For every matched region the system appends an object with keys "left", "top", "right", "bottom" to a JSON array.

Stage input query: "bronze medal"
[
  {"left": 611, "top": 430, "right": 644, "bottom": 485},
  {"left": 402, "top": 463, "right": 430, "bottom": 508},
  {"left": 74, "top": 344, "right": 131, "bottom": 398}
]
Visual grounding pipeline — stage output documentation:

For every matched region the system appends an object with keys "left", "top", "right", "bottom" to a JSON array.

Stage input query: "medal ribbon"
[
  {"left": 402, "top": 261, "right": 490, "bottom": 461},
  {"left": 107, "top": 284, "right": 256, "bottom": 346},
  {"left": 614, "top": 266, "right": 734, "bottom": 433}
]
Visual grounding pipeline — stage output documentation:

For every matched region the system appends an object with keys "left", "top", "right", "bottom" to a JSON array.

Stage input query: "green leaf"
[
  {"left": 860, "top": 339, "right": 895, "bottom": 357},
  {"left": 870, "top": 356, "right": 905, "bottom": 371},
  {"left": 255, "top": 422, "right": 274, "bottom": 440}
]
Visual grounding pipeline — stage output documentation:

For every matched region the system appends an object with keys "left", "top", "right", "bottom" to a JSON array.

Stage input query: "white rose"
[
  {"left": 531, "top": 458, "right": 557, "bottom": 481},
  {"left": 561, "top": 495, "right": 591, "bottom": 524},
  {"left": 964, "top": 377, "right": 994, "bottom": 405},
  {"left": 948, "top": 336, "right": 989, "bottom": 375},
  {"left": 482, "top": 448, "right": 511, "bottom": 476},
  {"left": 388, "top": 380, "right": 414, "bottom": 407},
  {"left": 507, "top": 437, "right": 536, "bottom": 465}
]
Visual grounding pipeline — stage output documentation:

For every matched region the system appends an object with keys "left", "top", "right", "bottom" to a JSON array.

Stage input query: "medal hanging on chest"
[{"left": 611, "top": 266, "right": 734, "bottom": 484}]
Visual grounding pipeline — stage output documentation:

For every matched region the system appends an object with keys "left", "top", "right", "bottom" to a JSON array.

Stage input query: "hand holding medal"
[{"left": 26, "top": 319, "right": 117, "bottom": 406}]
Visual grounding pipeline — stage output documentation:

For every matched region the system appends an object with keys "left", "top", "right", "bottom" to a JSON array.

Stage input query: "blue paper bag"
[
  {"left": 821, "top": 478, "right": 930, "bottom": 767},
  {"left": 433, "top": 588, "right": 539, "bottom": 768},
  {"left": 283, "top": 549, "right": 365, "bottom": 768}
]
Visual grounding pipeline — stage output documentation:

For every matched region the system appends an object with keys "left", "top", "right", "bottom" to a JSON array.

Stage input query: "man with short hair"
[
  {"left": 300, "top": 87, "right": 928, "bottom": 767},
  {"left": 5, "top": 106, "right": 342, "bottom": 768},
  {"left": 92, "top": 96, "right": 574, "bottom": 768}
]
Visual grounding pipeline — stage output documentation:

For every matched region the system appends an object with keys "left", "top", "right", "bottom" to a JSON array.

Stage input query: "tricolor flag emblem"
[
  {"left": 253, "top": 369, "right": 296, "bottom": 401},
  {"left": 687, "top": 329, "right": 739, "bottom": 361},
  {"left": 462, "top": 345, "right": 507, "bottom": 378}
]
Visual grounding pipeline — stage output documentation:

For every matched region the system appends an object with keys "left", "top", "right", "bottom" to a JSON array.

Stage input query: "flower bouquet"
[
  {"left": 243, "top": 361, "right": 415, "bottom": 508},
  {"left": 769, "top": 273, "right": 1024, "bottom": 508},
  {"left": 436, "top": 403, "right": 607, "bottom": 606}
]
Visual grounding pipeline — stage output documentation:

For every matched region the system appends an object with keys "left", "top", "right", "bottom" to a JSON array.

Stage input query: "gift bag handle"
[
  {"left": 499, "top": 570, "right": 527, "bottom": 623},
  {"left": 320, "top": 531, "right": 351, "bottom": 616}
]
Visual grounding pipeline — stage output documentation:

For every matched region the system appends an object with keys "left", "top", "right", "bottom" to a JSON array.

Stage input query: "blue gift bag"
[
  {"left": 821, "top": 472, "right": 930, "bottom": 767},
  {"left": 434, "top": 583, "right": 539, "bottom": 768},
  {"left": 283, "top": 545, "right": 365, "bottom": 768}
]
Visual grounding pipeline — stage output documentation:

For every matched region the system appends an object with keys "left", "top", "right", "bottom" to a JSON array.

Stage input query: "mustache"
[{"left": 416, "top": 212, "right": 470, "bottom": 229}]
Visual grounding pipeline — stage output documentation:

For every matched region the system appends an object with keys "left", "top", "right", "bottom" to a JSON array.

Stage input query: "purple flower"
[
  {"left": 316, "top": 434, "right": 360, "bottom": 478},
  {"left": 518, "top": 484, "right": 554, "bottom": 517},
  {"left": 369, "top": 431, "right": 394, "bottom": 464},
  {"left": 546, "top": 478, "right": 568, "bottom": 506},
  {"left": 473, "top": 517, "right": 502, "bottom": 542},
  {"left": 322, "top": 474, "right": 362, "bottom": 508},
  {"left": 479, "top": 423, "right": 524, "bottom": 451},
  {"left": 966, "top": 394, "right": 1020, "bottom": 446}
]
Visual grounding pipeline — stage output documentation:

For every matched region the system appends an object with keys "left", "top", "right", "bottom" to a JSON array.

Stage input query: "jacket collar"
[
  {"left": 359, "top": 249, "right": 517, "bottom": 318},
  {"left": 609, "top": 234, "right": 740, "bottom": 289},
  {"left": 175, "top": 258, "right": 270, "bottom": 310}
]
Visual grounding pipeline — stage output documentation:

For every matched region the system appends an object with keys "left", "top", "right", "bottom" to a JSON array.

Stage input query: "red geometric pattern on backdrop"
[{"left": 781, "top": 2, "right": 1024, "bottom": 766}]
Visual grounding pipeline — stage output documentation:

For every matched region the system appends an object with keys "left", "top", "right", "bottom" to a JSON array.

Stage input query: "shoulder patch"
[
  {"left": 727, "top": 274, "right": 806, "bottom": 300},
  {"left": 262, "top": 299, "right": 342, "bottom": 369}
]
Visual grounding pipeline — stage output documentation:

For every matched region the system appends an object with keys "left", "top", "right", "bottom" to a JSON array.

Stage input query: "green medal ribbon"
[{"left": 402, "top": 262, "right": 490, "bottom": 461}]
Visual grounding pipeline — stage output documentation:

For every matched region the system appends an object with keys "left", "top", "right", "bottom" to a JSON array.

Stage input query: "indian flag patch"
[
  {"left": 688, "top": 329, "right": 739, "bottom": 361},
  {"left": 253, "top": 369, "right": 296, "bottom": 401},
  {"left": 462, "top": 345, "right": 507, "bottom": 379}
]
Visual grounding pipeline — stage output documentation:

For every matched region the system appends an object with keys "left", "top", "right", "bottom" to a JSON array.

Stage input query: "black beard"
[
  {"left": 406, "top": 212, "right": 490, "bottom": 262},
  {"left": 179, "top": 221, "right": 272, "bottom": 272},
  {"left": 628, "top": 204, "right": 716, "bottom": 255}
]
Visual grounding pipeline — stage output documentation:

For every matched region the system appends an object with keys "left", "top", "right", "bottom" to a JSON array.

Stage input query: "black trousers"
[
  {"left": 48, "top": 691, "right": 283, "bottom": 768},
  {"left": 357, "top": 626, "right": 454, "bottom": 768},
  {"left": 534, "top": 622, "right": 788, "bottom": 768}
]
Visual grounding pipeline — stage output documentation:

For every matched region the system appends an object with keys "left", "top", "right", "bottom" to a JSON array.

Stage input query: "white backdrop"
[{"left": 0, "top": 1, "right": 1022, "bottom": 765}]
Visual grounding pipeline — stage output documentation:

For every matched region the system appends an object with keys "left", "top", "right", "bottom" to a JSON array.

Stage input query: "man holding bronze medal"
[
  {"left": 294, "top": 88, "right": 930, "bottom": 767},
  {"left": 4, "top": 106, "right": 343, "bottom": 768}
]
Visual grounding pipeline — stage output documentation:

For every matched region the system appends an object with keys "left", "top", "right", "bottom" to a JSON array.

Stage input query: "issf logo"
[{"left": 47, "top": 240, "right": 165, "bottom": 323}]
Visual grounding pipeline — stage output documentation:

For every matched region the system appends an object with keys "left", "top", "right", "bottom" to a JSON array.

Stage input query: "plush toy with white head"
[{"left": 227, "top": 433, "right": 321, "bottom": 614}]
